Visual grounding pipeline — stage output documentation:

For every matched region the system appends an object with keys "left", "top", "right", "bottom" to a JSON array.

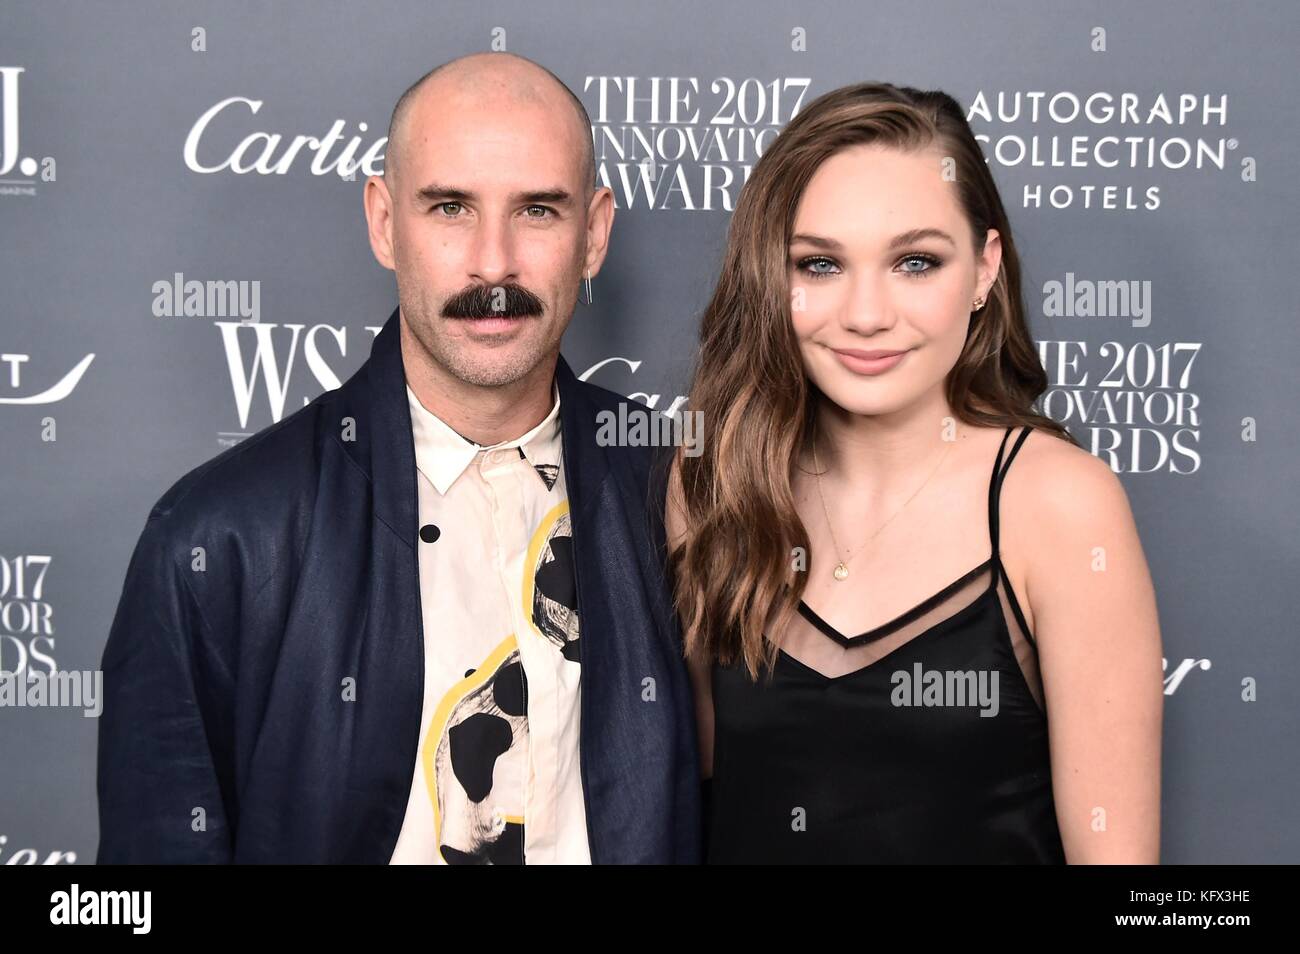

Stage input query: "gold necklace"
[{"left": 812, "top": 430, "right": 954, "bottom": 581}]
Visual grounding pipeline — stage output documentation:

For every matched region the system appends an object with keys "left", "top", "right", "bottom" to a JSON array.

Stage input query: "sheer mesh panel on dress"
[
  {"left": 774, "top": 559, "right": 1046, "bottom": 713},
  {"left": 775, "top": 562, "right": 993, "bottom": 680},
  {"left": 994, "top": 563, "right": 1045, "bottom": 711}
]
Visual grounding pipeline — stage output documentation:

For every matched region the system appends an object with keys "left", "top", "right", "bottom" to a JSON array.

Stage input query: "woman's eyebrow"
[
  {"left": 887, "top": 227, "right": 957, "bottom": 250},
  {"left": 788, "top": 233, "right": 842, "bottom": 250},
  {"left": 788, "top": 228, "right": 957, "bottom": 251}
]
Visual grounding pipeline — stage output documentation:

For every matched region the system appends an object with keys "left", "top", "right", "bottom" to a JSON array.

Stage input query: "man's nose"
[{"left": 466, "top": 215, "right": 520, "bottom": 286}]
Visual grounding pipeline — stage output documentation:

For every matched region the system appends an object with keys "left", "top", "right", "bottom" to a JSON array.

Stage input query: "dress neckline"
[
  {"left": 795, "top": 424, "right": 1032, "bottom": 650},
  {"left": 797, "top": 553, "right": 996, "bottom": 648}
]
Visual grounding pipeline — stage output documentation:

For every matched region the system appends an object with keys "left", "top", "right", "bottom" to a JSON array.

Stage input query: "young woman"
[{"left": 664, "top": 83, "right": 1164, "bottom": 863}]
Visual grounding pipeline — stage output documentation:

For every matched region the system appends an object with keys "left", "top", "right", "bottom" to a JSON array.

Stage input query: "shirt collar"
[{"left": 407, "top": 380, "right": 562, "bottom": 495}]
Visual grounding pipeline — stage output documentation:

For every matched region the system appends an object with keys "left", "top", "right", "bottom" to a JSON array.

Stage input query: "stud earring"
[{"left": 972, "top": 295, "right": 986, "bottom": 311}]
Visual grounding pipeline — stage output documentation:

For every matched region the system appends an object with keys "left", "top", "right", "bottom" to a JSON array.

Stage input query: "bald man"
[{"left": 96, "top": 52, "right": 703, "bottom": 865}]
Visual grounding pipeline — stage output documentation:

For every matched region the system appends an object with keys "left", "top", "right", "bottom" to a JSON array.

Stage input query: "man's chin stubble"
[{"left": 437, "top": 338, "right": 549, "bottom": 389}]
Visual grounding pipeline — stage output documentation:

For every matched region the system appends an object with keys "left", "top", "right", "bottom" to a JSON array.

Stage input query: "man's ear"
[
  {"left": 364, "top": 175, "right": 397, "bottom": 271},
  {"left": 582, "top": 185, "right": 616, "bottom": 278}
]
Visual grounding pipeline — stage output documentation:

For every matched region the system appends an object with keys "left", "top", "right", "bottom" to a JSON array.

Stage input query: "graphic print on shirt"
[
  {"left": 533, "top": 463, "right": 560, "bottom": 491},
  {"left": 421, "top": 635, "right": 528, "bottom": 865},
  {"left": 524, "top": 502, "right": 580, "bottom": 663}
]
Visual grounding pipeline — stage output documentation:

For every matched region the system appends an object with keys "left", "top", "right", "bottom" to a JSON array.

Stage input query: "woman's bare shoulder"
[
  {"left": 1005, "top": 426, "right": 1130, "bottom": 519},
  {"left": 999, "top": 424, "right": 1142, "bottom": 579}
]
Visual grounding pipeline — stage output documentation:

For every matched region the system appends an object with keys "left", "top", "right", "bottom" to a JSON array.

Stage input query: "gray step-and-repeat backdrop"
[{"left": 2, "top": 1, "right": 1297, "bottom": 864}]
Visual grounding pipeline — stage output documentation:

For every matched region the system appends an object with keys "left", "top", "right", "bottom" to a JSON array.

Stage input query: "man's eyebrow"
[
  {"left": 415, "top": 185, "right": 473, "bottom": 203},
  {"left": 414, "top": 184, "right": 577, "bottom": 206},
  {"left": 517, "top": 189, "right": 575, "bottom": 205},
  {"left": 788, "top": 228, "right": 958, "bottom": 251}
]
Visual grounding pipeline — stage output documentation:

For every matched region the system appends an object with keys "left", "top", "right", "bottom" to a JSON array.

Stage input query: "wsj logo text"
[{"left": 0, "top": 66, "right": 56, "bottom": 190}]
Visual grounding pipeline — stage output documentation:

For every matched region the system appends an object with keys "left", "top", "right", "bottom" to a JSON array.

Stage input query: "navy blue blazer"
[{"left": 96, "top": 307, "right": 701, "bottom": 864}]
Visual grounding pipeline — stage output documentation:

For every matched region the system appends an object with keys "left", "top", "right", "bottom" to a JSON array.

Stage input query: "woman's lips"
[{"left": 830, "top": 346, "right": 911, "bottom": 375}]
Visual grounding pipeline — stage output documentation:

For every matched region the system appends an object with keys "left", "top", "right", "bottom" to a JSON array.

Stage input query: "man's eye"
[
  {"left": 434, "top": 202, "right": 462, "bottom": 216},
  {"left": 524, "top": 205, "right": 554, "bottom": 219}
]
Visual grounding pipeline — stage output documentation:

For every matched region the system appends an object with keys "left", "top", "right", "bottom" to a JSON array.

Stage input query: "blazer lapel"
[{"left": 336, "top": 306, "right": 424, "bottom": 861}]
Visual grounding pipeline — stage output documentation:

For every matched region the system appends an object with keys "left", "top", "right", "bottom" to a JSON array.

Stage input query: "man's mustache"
[{"left": 441, "top": 282, "right": 545, "bottom": 319}]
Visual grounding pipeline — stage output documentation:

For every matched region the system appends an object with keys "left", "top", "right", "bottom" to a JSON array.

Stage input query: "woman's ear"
[{"left": 976, "top": 228, "right": 1003, "bottom": 302}]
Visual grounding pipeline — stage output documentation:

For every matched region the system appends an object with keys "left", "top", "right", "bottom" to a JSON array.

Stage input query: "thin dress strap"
[{"left": 987, "top": 425, "right": 1034, "bottom": 566}]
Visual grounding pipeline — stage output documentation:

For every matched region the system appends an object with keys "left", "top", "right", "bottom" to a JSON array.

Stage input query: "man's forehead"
[
  {"left": 399, "top": 104, "right": 581, "bottom": 185},
  {"left": 405, "top": 70, "right": 574, "bottom": 139},
  {"left": 404, "top": 136, "right": 575, "bottom": 185},
  {"left": 387, "top": 55, "right": 593, "bottom": 193}
]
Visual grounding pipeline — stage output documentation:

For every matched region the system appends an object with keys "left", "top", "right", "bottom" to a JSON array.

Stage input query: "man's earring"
[{"left": 580, "top": 269, "right": 594, "bottom": 306}]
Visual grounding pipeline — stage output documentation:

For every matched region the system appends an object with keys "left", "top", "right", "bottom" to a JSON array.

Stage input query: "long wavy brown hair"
[{"left": 668, "top": 81, "right": 1075, "bottom": 680}]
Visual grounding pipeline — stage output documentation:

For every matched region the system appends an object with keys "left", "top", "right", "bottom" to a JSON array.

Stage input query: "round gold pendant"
[{"left": 833, "top": 562, "right": 849, "bottom": 581}]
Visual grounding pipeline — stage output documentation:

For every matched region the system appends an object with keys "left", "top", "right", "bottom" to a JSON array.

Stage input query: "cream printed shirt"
[{"left": 388, "top": 381, "right": 589, "bottom": 864}]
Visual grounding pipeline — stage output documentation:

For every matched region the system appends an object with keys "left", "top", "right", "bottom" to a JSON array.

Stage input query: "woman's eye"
[
  {"left": 796, "top": 256, "right": 840, "bottom": 279},
  {"left": 897, "top": 253, "right": 942, "bottom": 277}
]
